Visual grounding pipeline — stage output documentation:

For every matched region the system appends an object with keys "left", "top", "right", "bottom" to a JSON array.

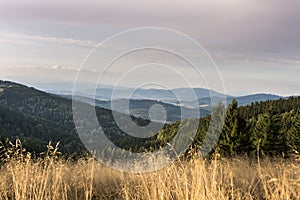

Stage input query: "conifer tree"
[
  {"left": 287, "top": 112, "right": 300, "bottom": 153},
  {"left": 251, "top": 113, "right": 271, "bottom": 156},
  {"left": 218, "top": 99, "right": 239, "bottom": 156}
]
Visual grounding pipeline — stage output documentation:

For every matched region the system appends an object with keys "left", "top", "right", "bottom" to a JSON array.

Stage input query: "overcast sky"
[{"left": 0, "top": 0, "right": 299, "bottom": 96}]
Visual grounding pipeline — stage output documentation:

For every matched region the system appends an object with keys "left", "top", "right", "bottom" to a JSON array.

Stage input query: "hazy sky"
[{"left": 0, "top": 0, "right": 299, "bottom": 96}]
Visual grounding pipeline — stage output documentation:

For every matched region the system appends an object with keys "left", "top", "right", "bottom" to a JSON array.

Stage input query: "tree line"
[{"left": 1, "top": 80, "right": 300, "bottom": 158}]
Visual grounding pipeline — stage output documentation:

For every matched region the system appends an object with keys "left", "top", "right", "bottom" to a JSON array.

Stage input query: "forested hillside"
[
  {"left": 0, "top": 81, "right": 84, "bottom": 155},
  {"left": 0, "top": 80, "right": 300, "bottom": 158},
  {"left": 64, "top": 95, "right": 210, "bottom": 122},
  {"left": 182, "top": 97, "right": 300, "bottom": 157},
  {"left": 0, "top": 81, "right": 158, "bottom": 156},
  {"left": 152, "top": 97, "right": 300, "bottom": 158}
]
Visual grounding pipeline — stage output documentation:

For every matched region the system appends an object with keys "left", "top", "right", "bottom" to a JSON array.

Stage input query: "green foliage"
[
  {"left": 187, "top": 97, "right": 300, "bottom": 158},
  {"left": 0, "top": 81, "right": 162, "bottom": 156},
  {"left": 1, "top": 80, "right": 300, "bottom": 158},
  {"left": 218, "top": 99, "right": 239, "bottom": 156}
]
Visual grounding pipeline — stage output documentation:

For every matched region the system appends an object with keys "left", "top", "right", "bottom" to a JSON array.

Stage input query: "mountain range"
[
  {"left": 0, "top": 80, "right": 299, "bottom": 158},
  {"left": 0, "top": 80, "right": 157, "bottom": 155},
  {"left": 60, "top": 85, "right": 283, "bottom": 122}
]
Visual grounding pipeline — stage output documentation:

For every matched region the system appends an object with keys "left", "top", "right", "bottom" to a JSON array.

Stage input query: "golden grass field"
[{"left": 0, "top": 141, "right": 300, "bottom": 200}]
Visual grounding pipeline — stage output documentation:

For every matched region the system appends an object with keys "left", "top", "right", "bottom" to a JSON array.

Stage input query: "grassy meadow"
[{"left": 0, "top": 140, "right": 300, "bottom": 200}]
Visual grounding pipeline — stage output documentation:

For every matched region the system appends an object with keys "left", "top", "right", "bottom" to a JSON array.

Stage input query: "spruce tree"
[
  {"left": 287, "top": 112, "right": 300, "bottom": 153},
  {"left": 218, "top": 99, "right": 239, "bottom": 156},
  {"left": 251, "top": 113, "right": 271, "bottom": 156}
]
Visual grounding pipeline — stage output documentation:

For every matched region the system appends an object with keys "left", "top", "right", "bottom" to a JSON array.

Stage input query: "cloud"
[
  {"left": 201, "top": 43, "right": 300, "bottom": 67},
  {"left": 1, "top": 0, "right": 299, "bottom": 51},
  {"left": 48, "top": 65, "right": 78, "bottom": 70},
  {"left": 0, "top": 0, "right": 299, "bottom": 96},
  {"left": 7, "top": 64, "right": 77, "bottom": 71},
  {"left": 0, "top": 32, "right": 97, "bottom": 47},
  {"left": 0, "top": 38, "right": 39, "bottom": 46},
  {"left": 6, "top": 64, "right": 103, "bottom": 73}
]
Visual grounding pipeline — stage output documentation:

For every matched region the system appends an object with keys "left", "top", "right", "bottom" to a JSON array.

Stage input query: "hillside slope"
[
  {"left": 0, "top": 80, "right": 299, "bottom": 157},
  {"left": 0, "top": 81, "right": 159, "bottom": 155}
]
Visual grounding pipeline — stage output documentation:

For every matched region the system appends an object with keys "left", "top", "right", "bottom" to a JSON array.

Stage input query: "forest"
[{"left": 0, "top": 80, "right": 300, "bottom": 159}]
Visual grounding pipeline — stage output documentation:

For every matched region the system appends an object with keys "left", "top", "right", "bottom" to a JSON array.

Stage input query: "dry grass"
[{"left": 0, "top": 141, "right": 300, "bottom": 200}]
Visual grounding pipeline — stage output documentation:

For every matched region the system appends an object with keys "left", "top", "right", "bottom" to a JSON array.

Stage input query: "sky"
[{"left": 0, "top": 0, "right": 299, "bottom": 96}]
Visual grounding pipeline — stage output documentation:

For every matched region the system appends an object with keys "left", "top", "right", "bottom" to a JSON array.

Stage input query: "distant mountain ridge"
[
  {"left": 22, "top": 81, "right": 285, "bottom": 107},
  {"left": 0, "top": 80, "right": 285, "bottom": 125},
  {"left": 69, "top": 95, "right": 210, "bottom": 122},
  {"left": 61, "top": 85, "right": 284, "bottom": 122},
  {"left": 55, "top": 84, "right": 285, "bottom": 122},
  {"left": 232, "top": 93, "right": 283, "bottom": 106},
  {"left": 1, "top": 80, "right": 299, "bottom": 158},
  {"left": 48, "top": 84, "right": 229, "bottom": 101},
  {"left": 47, "top": 83, "right": 283, "bottom": 105},
  {"left": 0, "top": 80, "right": 161, "bottom": 155},
  {"left": 196, "top": 93, "right": 283, "bottom": 108},
  {"left": 0, "top": 80, "right": 283, "bottom": 123}
]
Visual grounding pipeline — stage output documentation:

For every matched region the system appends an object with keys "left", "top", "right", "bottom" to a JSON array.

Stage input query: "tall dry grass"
[{"left": 0, "top": 140, "right": 299, "bottom": 200}]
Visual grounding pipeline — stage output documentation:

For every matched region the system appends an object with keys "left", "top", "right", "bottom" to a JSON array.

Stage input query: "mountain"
[
  {"left": 52, "top": 84, "right": 283, "bottom": 110},
  {"left": 0, "top": 81, "right": 161, "bottom": 155},
  {"left": 65, "top": 95, "right": 210, "bottom": 122},
  {"left": 108, "top": 99, "right": 209, "bottom": 121},
  {"left": 26, "top": 80, "right": 283, "bottom": 107},
  {"left": 58, "top": 86, "right": 229, "bottom": 102},
  {"left": 1, "top": 80, "right": 298, "bottom": 158},
  {"left": 61, "top": 90, "right": 283, "bottom": 123},
  {"left": 233, "top": 93, "right": 283, "bottom": 106},
  {"left": 197, "top": 93, "right": 283, "bottom": 108}
]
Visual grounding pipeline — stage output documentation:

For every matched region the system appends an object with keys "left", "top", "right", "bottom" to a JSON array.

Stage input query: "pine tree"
[
  {"left": 280, "top": 111, "right": 293, "bottom": 155},
  {"left": 286, "top": 112, "right": 300, "bottom": 153},
  {"left": 218, "top": 99, "right": 239, "bottom": 156},
  {"left": 267, "top": 113, "right": 282, "bottom": 156},
  {"left": 200, "top": 102, "right": 225, "bottom": 157},
  {"left": 250, "top": 113, "right": 271, "bottom": 156}
]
